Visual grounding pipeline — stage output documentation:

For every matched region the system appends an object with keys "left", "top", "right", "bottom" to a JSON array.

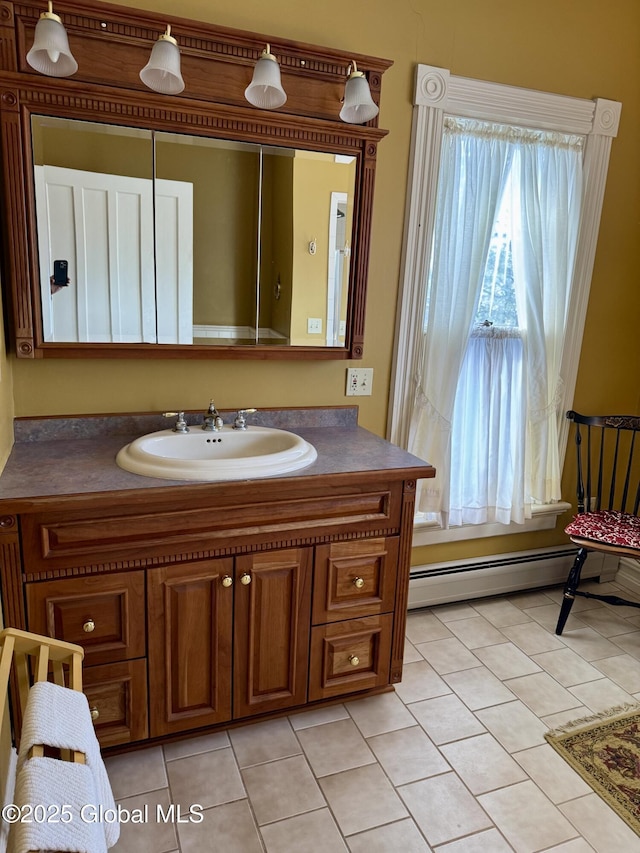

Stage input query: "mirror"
[
  {"left": 0, "top": 0, "right": 390, "bottom": 359},
  {"left": 32, "top": 116, "right": 356, "bottom": 347}
]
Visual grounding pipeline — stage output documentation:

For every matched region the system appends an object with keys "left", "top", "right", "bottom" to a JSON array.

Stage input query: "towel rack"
[{"left": 0, "top": 627, "right": 85, "bottom": 763}]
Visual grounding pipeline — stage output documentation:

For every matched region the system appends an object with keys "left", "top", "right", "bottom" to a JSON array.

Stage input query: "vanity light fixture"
[
  {"left": 244, "top": 44, "right": 287, "bottom": 109},
  {"left": 339, "top": 60, "right": 379, "bottom": 124},
  {"left": 139, "top": 25, "right": 185, "bottom": 95},
  {"left": 26, "top": 1, "right": 78, "bottom": 78}
]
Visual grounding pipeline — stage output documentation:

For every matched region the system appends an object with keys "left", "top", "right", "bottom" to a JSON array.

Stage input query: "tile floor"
[{"left": 105, "top": 580, "right": 640, "bottom": 853}]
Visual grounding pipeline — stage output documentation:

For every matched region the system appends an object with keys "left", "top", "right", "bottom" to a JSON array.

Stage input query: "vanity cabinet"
[{"left": 0, "top": 456, "right": 431, "bottom": 752}]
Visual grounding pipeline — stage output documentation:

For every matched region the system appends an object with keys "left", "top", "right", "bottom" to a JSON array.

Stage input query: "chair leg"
[{"left": 555, "top": 547, "right": 589, "bottom": 636}]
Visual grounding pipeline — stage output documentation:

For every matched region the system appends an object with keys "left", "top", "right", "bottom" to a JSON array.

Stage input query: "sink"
[{"left": 116, "top": 426, "right": 317, "bottom": 481}]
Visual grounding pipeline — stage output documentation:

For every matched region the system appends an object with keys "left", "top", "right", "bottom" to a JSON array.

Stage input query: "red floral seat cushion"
[{"left": 565, "top": 510, "right": 640, "bottom": 551}]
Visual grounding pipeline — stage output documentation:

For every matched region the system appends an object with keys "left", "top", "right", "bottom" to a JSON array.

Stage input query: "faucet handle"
[
  {"left": 233, "top": 408, "right": 257, "bottom": 430},
  {"left": 163, "top": 411, "right": 189, "bottom": 433}
]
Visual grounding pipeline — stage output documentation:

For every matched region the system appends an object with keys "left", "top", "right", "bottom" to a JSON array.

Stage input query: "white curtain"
[
  {"left": 409, "top": 120, "right": 513, "bottom": 526},
  {"left": 410, "top": 119, "right": 583, "bottom": 527},
  {"left": 509, "top": 135, "right": 583, "bottom": 505}
]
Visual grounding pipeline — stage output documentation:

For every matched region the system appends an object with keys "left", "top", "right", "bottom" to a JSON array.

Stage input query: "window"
[{"left": 389, "top": 66, "right": 621, "bottom": 543}]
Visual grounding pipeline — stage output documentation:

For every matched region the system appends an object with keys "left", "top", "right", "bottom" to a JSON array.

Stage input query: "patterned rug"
[{"left": 545, "top": 704, "right": 640, "bottom": 835}]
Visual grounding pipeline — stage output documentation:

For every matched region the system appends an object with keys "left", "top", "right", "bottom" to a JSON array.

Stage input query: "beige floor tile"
[
  {"left": 241, "top": 754, "right": 325, "bottom": 825},
  {"left": 573, "top": 606, "right": 640, "bottom": 637},
  {"left": 406, "top": 610, "right": 454, "bottom": 644},
  {"left": 229, "top": 717, "right": 301, "bottom": 768},
  {"left": 478, "top": 780, "right": 578, "bottom": 852},
  {"left": 409, "top": 694, "right": 486, "bottom": 745},
  {"left": 530, "top": 647, "right": 603, "bottom": 687},
  {"left": 440, "top": 733, "right": 528, "bottom": 794},
  {"left": 501, "top": 622, "right": 566, "bottom": 655},
  {"left": 431, "top": 602, "right": 479, "bottom": 622},
  {"left": 319, "top": 764, "right": 407, "bottom": 836},
  {"left": 509, "top": 591, "right": 557, "bottom": 609},
  {"left": 166, "top": 746, "right": 245, "bottom": 809},
  {"left": 296, "top": 718, "right": 375, "bottom": 777},
  {"left": 568, "top": 677, "right": 636, "bottom": 713},
  {"left": 106, "top": 746, "right": 167, "bottom": 800},
  {"left": 559, "top": 793, "right": 640, "bottom": 852},
  {"left": 471, "top": 598, "right": 533, "bottom": 628},
  {"left": 346, "top": 691, "right": 415, "bottom": 737},
  {"left": 260, "top": 808, "right": 348, "bottom": 852},
  {"left": 393, "top": 659, "right": 452, "bottom": 704},
  {"left": 474, "top": 643, "right": 542, "bottom": 680},
  {"left": 504, "top": 672, "right": 583, "bottom": 717},
  {"left": 415, "top": 637, "right": 482, "bottom": 674},
  {"left": 404, "top": 638, "right": 424, "bottom": 663},
  {"left": 560, "top": 627, "right": 626, "bottom": 661},
  {"left": 513, "top": 743, "right": 591, "bottom": 803},
  {"left": 289, "top": 704, "right": 350, "bottom": 730},
  {"left": 443, "top": 666, "right": 515, "bottom": 710},
  {"left": 475, "top": 701, "right": 548, "bottom": 753},
  {"left": 446, "top": 616, "right": 509, "bottom": 649},
  {"left": 112, "top": 789, "right": 177, "bottom": 853},
  {"left": 436, "top": 828, "right": 515, "bottom": 852},
  {"left": 163, "top": 731, "right": 230, "bottom": 762},
  {"left": 543, "top": 840, "right": 596, "bottom": 852},
  {"left": 367, "top": 725, "right": 450, "bottom": 785},
  {"left": 346, "top": 818, "right": 431, "bottom": 852},
  {"left": 592, "top": 653, "right": 640, "bottom": 692},
  {"left": 398, "top": 772, "right": 493, "bottom": 846},
  {"left": 609, "top": 631, "right": 640, "bottom": 660},
  {"left": 522, "top": 603, "right": 586, "bottom": 633},
  {"left": 540, "top": 706, "right": 592, "bottom": 730},
  {"left": 177, "top": 799, "right": 263, "bottom": 853}
]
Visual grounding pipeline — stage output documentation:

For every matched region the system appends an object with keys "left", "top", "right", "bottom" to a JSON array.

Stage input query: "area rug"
[{"left": 545, "top": 703, "right": 640, "bottom": 835}]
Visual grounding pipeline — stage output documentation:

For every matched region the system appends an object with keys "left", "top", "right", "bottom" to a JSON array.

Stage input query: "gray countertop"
[{"left": 0, "top": 408, "right": 434, "bottom": 504}]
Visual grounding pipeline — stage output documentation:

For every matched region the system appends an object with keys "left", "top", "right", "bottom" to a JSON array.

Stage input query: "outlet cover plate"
[{"left": 346, "top": 367, "right": 373, "bottom": 396}]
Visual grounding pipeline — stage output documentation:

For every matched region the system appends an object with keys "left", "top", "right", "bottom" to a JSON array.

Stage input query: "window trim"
[{"left": 388, "top": 65, "right": 621, "bottom": 542}]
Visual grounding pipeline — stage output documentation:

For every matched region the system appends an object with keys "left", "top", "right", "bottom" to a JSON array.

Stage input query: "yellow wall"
[{"left": 5, "top": 0, "right": 640, "bottom": 569}]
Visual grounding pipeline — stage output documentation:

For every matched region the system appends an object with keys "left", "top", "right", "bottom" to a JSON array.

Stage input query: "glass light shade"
[
  {"left": 339, "top": 67, "right": 379, "bottom": 124},
  {"left": 244, "top": 47, "right": 287, "bottom": 110},
  {"left": 26, "top": 9, "right": 77, "bottom": 78},
  {"left": 140, "top": 29, "right": 185, "bottom": 95}
]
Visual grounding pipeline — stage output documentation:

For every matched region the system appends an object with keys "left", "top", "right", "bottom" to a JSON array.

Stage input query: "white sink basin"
[{"left": 116, "top": 426, "right": 317, "bottom": 481}]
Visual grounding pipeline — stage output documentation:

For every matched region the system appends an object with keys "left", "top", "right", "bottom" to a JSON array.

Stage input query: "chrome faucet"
[
  {"left": 203, "top": 400, "right": 224, "bottom": 432},
  {"left": 233, "top": 408, "right": 257, "bottom": 430},
  {"left": 162, "top": 411, "right": 189, "bottom": 433}
]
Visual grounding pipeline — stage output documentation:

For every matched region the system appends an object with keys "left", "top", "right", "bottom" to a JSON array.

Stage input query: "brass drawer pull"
[
  {"left": 221, "top": 575, "right": 233, "bottom": 588},
  {"left": 83, "top": 619, "right": 95, "bottom": 633},
  {"left": 90, "top": 706, "right": 100, "bottom": 722},
  {"left": 348, "top": 654, "right": 360, "bottom": 666},
  {"left": 352, "top": 577, "right": 365, "bottom": 589},
  {"left": 240, "top": 573, "right": 252, "bottom": 586}
]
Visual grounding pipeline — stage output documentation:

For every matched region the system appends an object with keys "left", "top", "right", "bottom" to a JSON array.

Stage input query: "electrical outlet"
[
  {"left": 346, "top": 367, "right": 373, "bottom": 396},
  {"left": 307, "top": 318, "right": 322, "bottom": 334}
]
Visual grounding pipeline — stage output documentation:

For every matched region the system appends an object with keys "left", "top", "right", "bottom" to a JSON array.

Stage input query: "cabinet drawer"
[
  {"left": 83, "top": 659, "right": 148, "bottom": 748},
  {"left": 309, "top": 614, "right": 392, "bottom": 701},
  {"left": 313, "top": 538, "right": 398, "bottom": 624},
  {"left": 26, "top": 572, "right": 145, "bottom": 666}
]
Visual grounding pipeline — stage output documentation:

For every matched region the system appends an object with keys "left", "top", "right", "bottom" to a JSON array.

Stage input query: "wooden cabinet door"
[
  {"left": 148, "top": 559, "right": 233, "bottom": 737},
  {"left": 83, "top": 659, "right": 148, "bottom": 748},
  {"left": 234, "top": 548, "right": 312, "bottom": 718}
]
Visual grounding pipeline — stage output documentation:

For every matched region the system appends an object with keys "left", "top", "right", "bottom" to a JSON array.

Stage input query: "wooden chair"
[{"left": 555, "top": 411, "right": 640, "bottom": 635}]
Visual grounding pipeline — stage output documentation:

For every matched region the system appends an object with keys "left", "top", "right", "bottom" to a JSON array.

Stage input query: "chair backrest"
[{"left": 567, "top": 410, "right": 640, "bottom": 516}]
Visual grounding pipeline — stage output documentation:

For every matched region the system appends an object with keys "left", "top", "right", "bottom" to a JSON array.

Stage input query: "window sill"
[{"left": 412, "top": 501, "right": 573, "bottom": 546}]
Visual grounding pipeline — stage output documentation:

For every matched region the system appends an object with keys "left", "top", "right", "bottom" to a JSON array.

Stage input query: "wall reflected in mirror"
[{"left": 31, "top": 115, "right": 356, "bottom": 348}]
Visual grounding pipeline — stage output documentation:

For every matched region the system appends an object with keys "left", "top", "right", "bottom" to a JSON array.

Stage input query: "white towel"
[
  {"left": 11, "top": 757, "right": 107, "bottom": 853},
  {"left": 17, "top": 681, "right": 119, "bottom": 848}
]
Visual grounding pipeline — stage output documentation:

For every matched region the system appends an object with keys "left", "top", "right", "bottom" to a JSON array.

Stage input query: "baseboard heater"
[{"left": 408, "top": 544, "right": 614, "bottom": 609}]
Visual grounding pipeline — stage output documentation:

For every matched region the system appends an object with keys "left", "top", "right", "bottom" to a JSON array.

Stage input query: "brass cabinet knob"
[
  {"left": 83, "top": 619, "right": 95, "bottom": 633},
  {"left": 240, "top": 573, "right": 252, "bottom": 586},
  {"left": 90, "top": 706, "right": 100, "bottom": 721},
  {"left": 222, "top": 575, "right": 233, "bottom": 588},
  {"left": 348, "top": 654, "right": 360, "bottom": 666},
  {"left": 353, "top": 577, "right": 365, "bottom": 589}
]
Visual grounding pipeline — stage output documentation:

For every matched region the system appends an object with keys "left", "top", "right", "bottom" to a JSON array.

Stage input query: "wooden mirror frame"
[{"left": 0, "top": 0, "right": 391, "bottom": 360}]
